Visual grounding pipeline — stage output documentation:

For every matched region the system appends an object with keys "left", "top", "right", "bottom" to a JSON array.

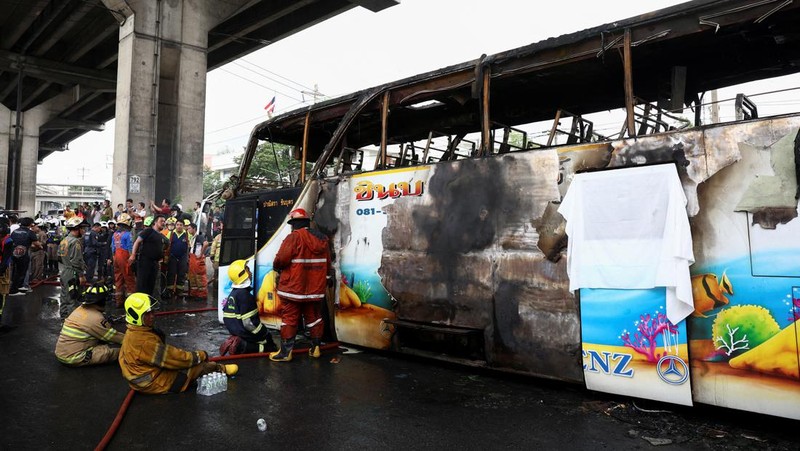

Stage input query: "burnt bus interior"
[
  {"left": 220, "top": 0, "right": 800, "bottom": 358},
  {"left": 226, "top": 0, "right": 800, "bottom": 192}
]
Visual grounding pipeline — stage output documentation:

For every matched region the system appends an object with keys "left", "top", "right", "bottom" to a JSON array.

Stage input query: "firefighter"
[
  {"left": 219, "top": 260, "right": 277, "bottom": 355},
  {"left": 270, "top": 208, "right": 332, "bottom": 362},
  {"left": 54, "top": 284, "right": 123, "bottom": 367},
  {"left": 118, "top": 293, "right": 238, "bottom": 394},
  {"left": 111, "top": 214, "right": 135, "bottom": 307},
  {"left": 58, "top": 217, "right": 88, "bottom": 319}
]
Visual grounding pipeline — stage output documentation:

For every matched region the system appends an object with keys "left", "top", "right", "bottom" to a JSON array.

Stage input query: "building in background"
[{"left": 36, "top": 184, "right": 110, "bottom": 217}]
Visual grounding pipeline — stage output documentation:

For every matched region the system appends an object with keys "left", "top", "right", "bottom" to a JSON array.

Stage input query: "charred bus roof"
[{"left": 244, "top": 0, "right": 800, "bottom": 165}]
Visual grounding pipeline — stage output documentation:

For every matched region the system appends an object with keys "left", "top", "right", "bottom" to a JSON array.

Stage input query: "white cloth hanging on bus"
[{"left": 558, "top": 164, "right": 695, "bottom": 324}]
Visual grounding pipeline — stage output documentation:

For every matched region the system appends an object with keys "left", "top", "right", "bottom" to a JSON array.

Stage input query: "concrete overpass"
[{"left": 0, "top": 0, "right": 397, "bottom": 214}]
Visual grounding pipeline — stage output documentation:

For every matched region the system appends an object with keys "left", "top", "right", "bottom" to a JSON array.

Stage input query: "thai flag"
[{"left": 264, "top": 96, "right": 276, "bottom": 114}]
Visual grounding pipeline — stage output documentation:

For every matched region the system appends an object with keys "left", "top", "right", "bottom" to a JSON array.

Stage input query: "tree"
[{"left": 235, "top": 142, "right": 308, "bottom": 185}]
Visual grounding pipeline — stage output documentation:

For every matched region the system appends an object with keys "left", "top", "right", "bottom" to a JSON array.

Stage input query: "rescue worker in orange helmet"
[
  {"left": 55, "top": 284, "right": 124, "bottom": 367},
  {"left": 118, "top": 293, "right": 238, "bottom": 394},
  {"left": 270, "top": 208, "right": 332, "bottom": 362}
]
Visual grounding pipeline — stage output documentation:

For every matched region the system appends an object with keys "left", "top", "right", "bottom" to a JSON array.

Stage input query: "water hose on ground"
[{"left": 94, "top": 307, "right": 339, "bottom": 451}]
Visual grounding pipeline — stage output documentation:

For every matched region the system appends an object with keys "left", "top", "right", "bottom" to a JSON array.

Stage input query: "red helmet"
[{"left": 288, "top": 208, "right": 309, "bottom": 221}]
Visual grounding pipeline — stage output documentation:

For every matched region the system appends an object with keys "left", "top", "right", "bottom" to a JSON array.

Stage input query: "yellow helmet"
[
  {"left": 166, "top": 217, "right": 177, "bottom": 224},
  {"left": 124, "top": 293, "right": 158, "bottom": 326},
  {"left": 82, "top": 284, "right": 110, "bottom": 305},
  {"left": 227, "top": 259, "right": 251, "bottom": 286}
]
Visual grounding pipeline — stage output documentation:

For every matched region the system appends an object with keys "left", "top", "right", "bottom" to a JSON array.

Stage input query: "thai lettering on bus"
[{"left": 354, "top": 180, "right": 424, "bottom": 201}]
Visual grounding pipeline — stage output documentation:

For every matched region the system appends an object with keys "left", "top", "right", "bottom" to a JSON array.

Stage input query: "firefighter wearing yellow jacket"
[
  {"left": 54, "top": 285, "right": 123, "bottom": 366},
  {"left": 118, "top": 293, "right": 238, "bottom": 394}
]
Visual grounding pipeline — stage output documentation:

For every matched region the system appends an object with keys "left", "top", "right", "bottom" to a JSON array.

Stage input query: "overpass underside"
[{"left": 0, "top": 0, "right": 396, "bottom": 213}]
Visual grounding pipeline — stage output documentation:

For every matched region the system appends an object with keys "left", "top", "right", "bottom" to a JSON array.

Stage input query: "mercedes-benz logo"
[{"left": 656, "top": 355, "right": 689, "bottom": 385}]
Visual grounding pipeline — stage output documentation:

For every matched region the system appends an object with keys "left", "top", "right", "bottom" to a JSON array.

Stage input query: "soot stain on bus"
[{"left": 315, "top": 179, "right": 340, "bottom": 237}]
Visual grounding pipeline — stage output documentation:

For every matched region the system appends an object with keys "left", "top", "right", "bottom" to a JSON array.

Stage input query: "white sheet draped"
[{"left": 558, "top": 164, "right": 695, "bottom": 324}]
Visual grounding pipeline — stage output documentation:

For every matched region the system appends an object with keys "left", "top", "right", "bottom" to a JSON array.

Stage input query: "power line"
[
  {"left": 219, "top": 68, "right": 303, "bottom": 103},
  {"left": 207, "top": 134, "right": 251, "bottom": 147},
  {"left": 231, "top": 61, "right": 306, "bottom": 97},
  {"left": 237, "top": 58, "right": 315, "bottom": 92},
  {"left": 205, "top": 114, "right": 266, "bottom": 136}
]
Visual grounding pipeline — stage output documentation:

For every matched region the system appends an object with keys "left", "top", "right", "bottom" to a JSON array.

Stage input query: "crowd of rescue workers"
[{"left": 0, "top": 199, "right": 332, "bottom": 395}]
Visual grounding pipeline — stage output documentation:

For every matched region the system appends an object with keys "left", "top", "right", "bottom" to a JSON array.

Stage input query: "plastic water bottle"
[
  {"left": 211, "top": 373, "right": 219, "bottom": 395},
  {"left": 217, "top": 373, "right": 224, "bottom": 393},
  {"left": 222, "top": 372, "right": 228, "bottom": 392},
  {"left": 196, "top": 374, "right": 207, "bottom": 395},
  {"left": 257, "top": 418, "right": 267, "bottom": 432}
]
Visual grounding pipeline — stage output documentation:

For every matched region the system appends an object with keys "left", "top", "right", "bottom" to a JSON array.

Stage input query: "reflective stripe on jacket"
[
  {"left": 55, "top": 305, "right": 123, "bottom": 365},
  {"left": 119, "top": 325, "right": 207, "bottom": 394},
  {"left": 273, "top": 227, "right": 330, "bottom": 302}
]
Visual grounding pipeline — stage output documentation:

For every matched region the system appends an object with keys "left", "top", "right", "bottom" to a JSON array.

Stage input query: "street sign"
[{"left": 129, "top": 175, "right": 140, "bottom": 194}]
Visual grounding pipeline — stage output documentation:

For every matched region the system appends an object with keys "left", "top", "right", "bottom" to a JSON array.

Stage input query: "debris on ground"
[{"left": 641, "top": 436, "right": 673, "bottom": 446}]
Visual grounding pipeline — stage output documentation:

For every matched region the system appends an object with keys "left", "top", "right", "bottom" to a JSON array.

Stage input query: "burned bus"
[{"left": 213, "top": 0, "right": 800, "bottom": 419}]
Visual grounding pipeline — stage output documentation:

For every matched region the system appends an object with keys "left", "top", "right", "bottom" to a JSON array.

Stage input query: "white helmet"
[{"left": 65, "top": 217, "right": 86, "bottom": 229}]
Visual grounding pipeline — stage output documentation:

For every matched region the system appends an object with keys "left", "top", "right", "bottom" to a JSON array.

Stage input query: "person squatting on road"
[
  {"left": 130, "top": 215, "right": 166, "bottom": 298},
  {"left": 58, "top": 217, "right": 88, "bottom": 319},
  {"left": 112, "top": 214, "right": 136, "bottom": 307},
  {"left": 270, "top": 208, "right": 332, "bottom": 362},
  {"left": 219, "top": 260, "right": 277, "bottom": 355},
  {"left": 54, "top": 285, "right": 124, "bottom": 367},
  {"left": 118, "top": 293, "right": 238, "bottom": 394}
]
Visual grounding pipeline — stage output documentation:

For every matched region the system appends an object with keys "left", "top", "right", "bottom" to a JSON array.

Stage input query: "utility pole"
[
  {"left": 710, "top": 89, "right": 720, "bottom": 123},
  {"left": 301, "top": 84, "right": 324, "bottom": 104}
]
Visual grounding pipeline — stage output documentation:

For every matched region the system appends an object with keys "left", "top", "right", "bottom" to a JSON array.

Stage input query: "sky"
[{"left": 35, "top": 0, "right": 800, "bottom": 187}]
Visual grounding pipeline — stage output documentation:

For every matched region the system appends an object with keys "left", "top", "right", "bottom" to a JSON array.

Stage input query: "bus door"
[{"left": 249, "top": 187, "right": 303, "bottom": 329}]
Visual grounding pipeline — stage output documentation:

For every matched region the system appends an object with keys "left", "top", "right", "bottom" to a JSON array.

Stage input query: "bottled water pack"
[{"left": 196, "top": 371, "right": 228, "bottom": 396}]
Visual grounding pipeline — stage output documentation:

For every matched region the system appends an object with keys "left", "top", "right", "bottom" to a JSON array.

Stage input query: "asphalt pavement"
[{"left": 0, "top": 284, "right": 797, "bottom": 450}]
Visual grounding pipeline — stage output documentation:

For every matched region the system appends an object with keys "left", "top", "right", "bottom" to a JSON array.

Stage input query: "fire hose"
[{"left": 94, "top": 306, "right": 339, "bottom": 451}]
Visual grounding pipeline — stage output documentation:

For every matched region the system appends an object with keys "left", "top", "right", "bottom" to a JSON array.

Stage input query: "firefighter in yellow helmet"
[
  {"left": 219, "top": 260, "right": 277, "bottom": 355},
  {"left": 54, "top": 284, "right": 124, "bottom": 366},
  {"left": 118, "top": 293, "right": 238, "bottom": 394}
]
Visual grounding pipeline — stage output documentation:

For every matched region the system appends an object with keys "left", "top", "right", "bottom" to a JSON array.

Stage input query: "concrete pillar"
[
  {"left": 109, "top": 0, "right": 247, "bottom": 209},
  {"left": 0, "top": 105, "right": 9, "bottom": 206},
  {"left": 15, "top": 92, "right": 76, "bottom": 215},
  {"left": 111, "top": 12, "right": 158, "bottom": 209},
  {"left": 17, "top": 112, "right": 40, "bottom": 216}
]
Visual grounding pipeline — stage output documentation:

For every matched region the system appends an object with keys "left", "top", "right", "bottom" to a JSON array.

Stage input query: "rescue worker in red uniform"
[
  {"left": 270, "top": 208, "right": 332, "bottom": 362},
  {"left": 111, "top": 214, "right": 135, "bottom": 307},
  {"left": 118, "top": 293, "right": 238, "bottom": 394}
]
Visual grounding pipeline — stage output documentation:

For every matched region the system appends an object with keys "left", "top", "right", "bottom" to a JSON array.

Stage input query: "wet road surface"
[{"left": 0, "top": 285, "right": 797, "bottom": 450}]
